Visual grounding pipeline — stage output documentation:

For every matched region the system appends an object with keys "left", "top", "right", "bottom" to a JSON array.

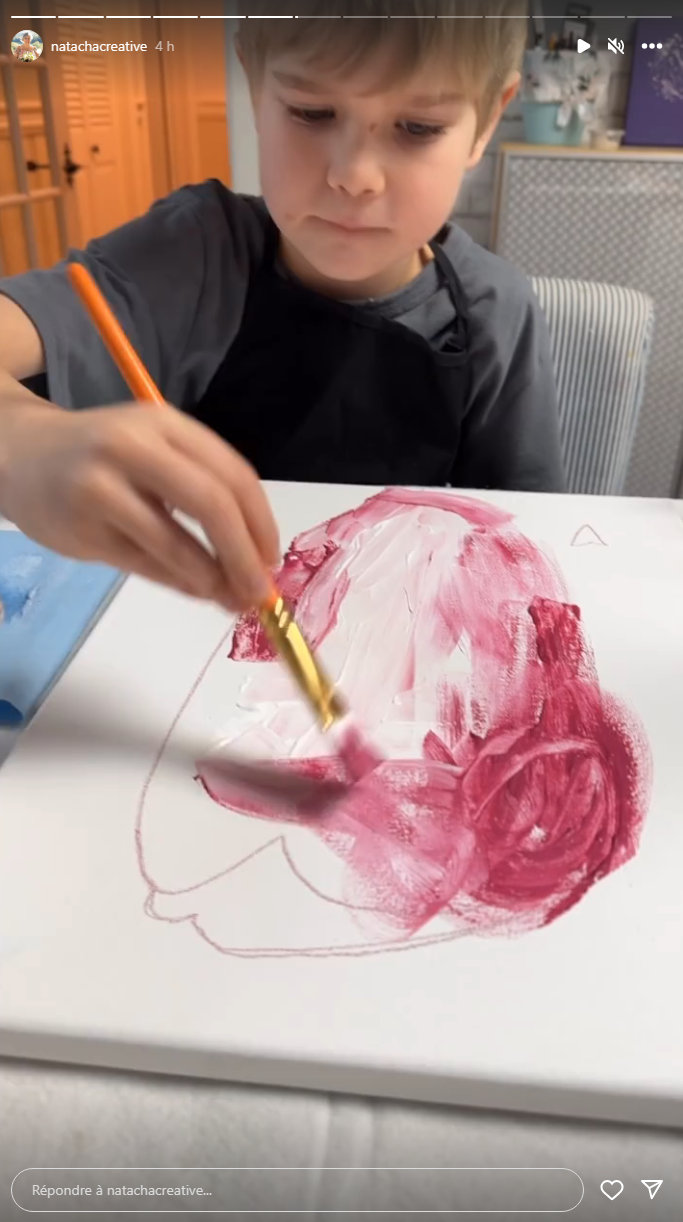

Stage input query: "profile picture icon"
[{"left": 11, "top": 30, "right": 43, "bottom": 61}]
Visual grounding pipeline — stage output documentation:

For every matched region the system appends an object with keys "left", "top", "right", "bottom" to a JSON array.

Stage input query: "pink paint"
[
  {"left": 137, "top": 491, "right": 650, "bottom": 955},
  {"left": 189, "top": 492, "right": 650, "bottom": 946},
  {"left": 332, "top": 716, "right": 384, "bottom": 782}
]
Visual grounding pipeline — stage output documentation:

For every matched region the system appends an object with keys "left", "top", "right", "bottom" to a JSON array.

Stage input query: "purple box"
[{"left": 624, "top": 19, "right": 683, "bottom": 147}]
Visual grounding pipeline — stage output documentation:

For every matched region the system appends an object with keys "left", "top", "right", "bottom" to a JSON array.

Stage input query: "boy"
[{"left": 0, "top": 0, "right": 563, "bottom": 614}]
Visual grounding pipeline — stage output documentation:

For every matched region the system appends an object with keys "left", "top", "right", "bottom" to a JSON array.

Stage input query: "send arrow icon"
[{"left": 641, "top": 1180, "right": 663, "bottom": 1200}]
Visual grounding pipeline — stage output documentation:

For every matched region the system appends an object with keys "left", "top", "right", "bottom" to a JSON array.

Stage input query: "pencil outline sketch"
[
  {"left": 137, "top": 491, "right": 650, "bottom": 958},
  {"left": 570, "top": 525, "right": 607, "bottom": 548}
]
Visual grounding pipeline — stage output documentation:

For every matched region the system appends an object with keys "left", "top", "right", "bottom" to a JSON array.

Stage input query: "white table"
[
  {"left": 2, "top": 1052, "right": 682, "bottom": 1219},
  {"left": 2, "top": 484, "right": 682, "bottom": 1219}
]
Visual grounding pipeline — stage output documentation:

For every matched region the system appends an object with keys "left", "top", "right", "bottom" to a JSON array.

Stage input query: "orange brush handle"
[
  {"left": 68, "top": 262, "right": 164, "bottom": 406},
  {"left": 67, "top": 260, "right": 279, "bottom": 607}
]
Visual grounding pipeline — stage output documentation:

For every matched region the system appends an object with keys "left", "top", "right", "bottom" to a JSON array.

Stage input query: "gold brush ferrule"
[{"left": 258, "top": 594, "right": 347, "bottom": 732}]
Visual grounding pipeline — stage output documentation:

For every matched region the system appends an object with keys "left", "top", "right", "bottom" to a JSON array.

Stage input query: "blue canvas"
[
  {"left": 0, "top": 531, "right": 123, "bottom": 725},
  {"left": 624, "top": 20, "right": 683, "bottom": 147}
]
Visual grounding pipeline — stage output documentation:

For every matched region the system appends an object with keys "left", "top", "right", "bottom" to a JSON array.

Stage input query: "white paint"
[{"left": 1, "top": 485, "right": 683, "bottom": 1128}]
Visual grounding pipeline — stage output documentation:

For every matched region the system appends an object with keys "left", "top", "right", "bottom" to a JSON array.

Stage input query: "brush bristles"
[{"left": 329, "top": 714, "right": 384, "bottom": 782}]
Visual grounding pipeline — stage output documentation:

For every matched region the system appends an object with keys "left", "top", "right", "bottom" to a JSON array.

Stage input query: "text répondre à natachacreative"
[{"left": 33, "top": 1185, "right": 210, "bottom": 1197}]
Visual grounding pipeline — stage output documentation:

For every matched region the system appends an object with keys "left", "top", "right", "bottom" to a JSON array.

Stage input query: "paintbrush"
[{"left": 67, "top": 261, "right": 382, "bottom": 783}]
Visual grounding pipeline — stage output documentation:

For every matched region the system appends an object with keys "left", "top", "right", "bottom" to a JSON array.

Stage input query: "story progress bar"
[{"left": 11, "top": 12, "right": 675, "bottom": 17}]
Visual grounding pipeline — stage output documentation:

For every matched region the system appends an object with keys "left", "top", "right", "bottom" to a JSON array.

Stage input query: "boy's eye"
[
  {"left": 399, "top": 121, "right": 447, "bottom": 140},
  {"left": 286, "top": 106, "right": 335, "bottom": 125}
]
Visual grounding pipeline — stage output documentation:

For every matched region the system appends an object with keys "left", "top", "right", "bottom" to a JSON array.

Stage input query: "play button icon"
[{"left": 577, "top": 38, "right": 591, "bottom": 52}]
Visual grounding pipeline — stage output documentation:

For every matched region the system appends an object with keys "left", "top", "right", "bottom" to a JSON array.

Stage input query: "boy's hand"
[{"left": 0, "top": 401, "right": 280, "bottom": 610}]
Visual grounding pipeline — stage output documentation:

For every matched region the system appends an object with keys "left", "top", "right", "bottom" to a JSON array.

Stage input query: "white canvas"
[{"left": 1, "top": 483, "right": 682, "bottom": 1128}]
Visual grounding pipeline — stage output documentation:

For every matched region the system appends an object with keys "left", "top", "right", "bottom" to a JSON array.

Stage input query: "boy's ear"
[{"left": 466, "top": 72, "right": 521, "bottom": 170}]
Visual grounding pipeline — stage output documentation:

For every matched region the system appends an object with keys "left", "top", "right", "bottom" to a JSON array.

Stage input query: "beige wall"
[{"left": 225, "top": 14, "right": 259, "bottom": 196}]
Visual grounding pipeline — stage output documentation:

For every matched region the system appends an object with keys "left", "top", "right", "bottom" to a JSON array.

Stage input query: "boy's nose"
[{"left": 327, "top": 138, "right": 385, "bottom": 197}]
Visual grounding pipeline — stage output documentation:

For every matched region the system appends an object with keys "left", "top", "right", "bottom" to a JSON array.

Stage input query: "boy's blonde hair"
[{"left": 238, "top": 0, "right": 529, "bottom": 137}]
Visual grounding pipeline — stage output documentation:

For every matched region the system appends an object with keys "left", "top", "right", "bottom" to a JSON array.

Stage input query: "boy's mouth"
[{"left": 316, "top": 217, "right": 385, "bottom": 234}]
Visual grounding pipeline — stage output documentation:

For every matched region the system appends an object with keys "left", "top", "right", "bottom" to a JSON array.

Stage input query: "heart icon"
[{"left": 600, "top": 1180, "right": 624, "bottom": 1201}]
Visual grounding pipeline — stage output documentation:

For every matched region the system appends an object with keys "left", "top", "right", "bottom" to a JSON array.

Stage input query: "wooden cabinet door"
[{"left": 42, "top": 0, "right": 155, "bottom": 245}]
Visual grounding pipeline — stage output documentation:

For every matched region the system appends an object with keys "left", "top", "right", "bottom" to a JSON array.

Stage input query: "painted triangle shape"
[
  {"left": 570, "top": 524, "right": 607, "bottom": 547},
  {"left": 641, "top": 1180, "right": 663, "bottom": 1200}
]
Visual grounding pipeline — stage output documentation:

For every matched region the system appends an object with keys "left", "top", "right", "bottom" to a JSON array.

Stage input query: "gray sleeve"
[
  {"left": 0, "top": 182, "right": 263, "bottom": 411},
  {"left": 451, "top": 235, "right": 565, "bottom": 494}
]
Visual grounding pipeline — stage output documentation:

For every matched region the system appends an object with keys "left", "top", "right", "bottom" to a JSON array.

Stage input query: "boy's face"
[{"left": 247, "top": 51, "right": 517, "bottom": 297}]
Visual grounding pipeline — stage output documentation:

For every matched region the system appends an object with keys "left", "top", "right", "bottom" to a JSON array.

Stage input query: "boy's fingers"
[
  {"left": 164, "top": 411, "right": 281, "bottom": 567},
  {"left": 109, "top": 533, "right": 210, "bottom": 597},
  {"left": 96, "top": 477, "right": 222, "bottom": 599},
  {"left": 104, "top": 532, "right": 246, "bottom": 607},
  {"left": 126, "top": 445, "right": 273, "bottom": 605},
  {"left": 231, "top": 465, "right": 281, "bottom": 569}
]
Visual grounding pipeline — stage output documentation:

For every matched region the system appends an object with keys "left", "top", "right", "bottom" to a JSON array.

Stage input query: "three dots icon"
[{"left": 642, "top": 42, "right": 663, "bottom": 49}]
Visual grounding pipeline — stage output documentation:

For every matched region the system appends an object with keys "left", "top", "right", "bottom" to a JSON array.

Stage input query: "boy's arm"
[
  {"left": 0, "top": 297, "right": 55, "bottom": 422},
  {"left": 0, "top": 182, "right": 260, "bottom": 415},
  {"left": 0, "top": 296, "right": 45, "bottom": 383},
  {"left": 0, "top": 189, "right": 280, "bottom": 608}
]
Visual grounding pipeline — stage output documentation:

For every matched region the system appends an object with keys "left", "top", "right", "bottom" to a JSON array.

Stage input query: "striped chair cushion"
[{"left": 531, "top": 277, "right": 655, "bottom": 495}]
